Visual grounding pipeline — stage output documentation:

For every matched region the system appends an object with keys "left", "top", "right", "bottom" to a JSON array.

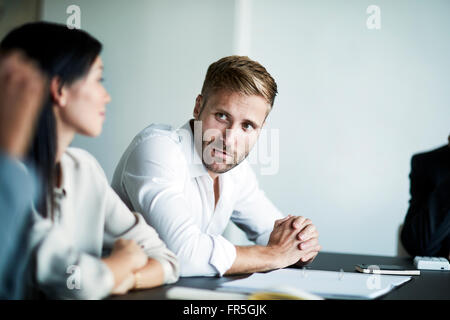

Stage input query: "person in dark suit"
[{"left": 401, "top": 136, "right": 450, "bottom": 258}]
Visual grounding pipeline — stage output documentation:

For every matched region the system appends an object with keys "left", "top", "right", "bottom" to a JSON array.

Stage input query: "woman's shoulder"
[
  {"left": 64, "top": 147, "right": 107, "bottom": 180},
  {"left": 65, "top": 147, "right": 95, "bottom": 160}
]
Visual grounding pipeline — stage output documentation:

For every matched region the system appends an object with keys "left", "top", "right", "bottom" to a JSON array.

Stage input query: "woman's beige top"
[{"left": 31, "top": 148, "right": 179, "bottom": 299}]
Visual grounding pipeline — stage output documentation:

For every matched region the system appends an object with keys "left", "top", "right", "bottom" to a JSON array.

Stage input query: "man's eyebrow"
[{"left": 215, "top": 107, "right": 260, "bottom": 129}]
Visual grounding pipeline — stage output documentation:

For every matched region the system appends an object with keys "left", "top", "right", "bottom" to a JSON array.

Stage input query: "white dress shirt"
[
  {"left": 30, "top": 148, "right": 179, "bottom": 299},
  {"left": 112, "top": 121, "right": 284, "bottom": 277}
]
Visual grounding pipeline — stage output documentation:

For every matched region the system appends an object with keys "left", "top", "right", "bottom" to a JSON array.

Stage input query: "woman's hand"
[
  {"left": 110, "top": 273, "right": 135, "bottom": 295},
  {"left": 111, "top": 239, "right": 148, "bottom": 271},
  {"left": 102, "top": 239, "right": 148, "bottom": 294}
]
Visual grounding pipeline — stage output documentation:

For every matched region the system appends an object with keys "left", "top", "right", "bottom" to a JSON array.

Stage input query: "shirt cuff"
[{"left": 209, "top": 235, "right": 237, "bottom": 276}]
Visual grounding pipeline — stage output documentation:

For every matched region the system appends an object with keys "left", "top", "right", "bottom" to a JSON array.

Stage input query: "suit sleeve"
[{"left": 401, "top": 154, "right": 450, "bottom": 256}]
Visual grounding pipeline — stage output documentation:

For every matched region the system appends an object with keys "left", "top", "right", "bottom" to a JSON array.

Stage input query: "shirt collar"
[
  {"left": 177, "top": 120, "right": 210, "bottom": 178},
  {"left": 177, "top": 120, "right": 235, "bottom": 205}
]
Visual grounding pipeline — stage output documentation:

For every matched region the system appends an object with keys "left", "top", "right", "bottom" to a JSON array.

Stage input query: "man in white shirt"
[{"left": 112, "top": 56, "right": 321, "bottom": 277}]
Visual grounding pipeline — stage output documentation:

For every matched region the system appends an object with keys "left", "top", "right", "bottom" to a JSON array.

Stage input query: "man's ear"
[
  {"left": 193, "top": 94, "right": 203, "bottom": 120},
  {"left": 50, "top": 77, "right": 68, "bottom": 108}
]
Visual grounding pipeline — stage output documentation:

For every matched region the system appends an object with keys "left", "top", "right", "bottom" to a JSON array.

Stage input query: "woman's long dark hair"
[{"left": 0, "top": 22, "right": 102, "bottom": 219}]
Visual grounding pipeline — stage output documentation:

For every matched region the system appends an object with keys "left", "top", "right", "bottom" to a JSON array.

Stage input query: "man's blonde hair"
[{"left": 200, "top": 55, "right": 278, "bottom": 108}]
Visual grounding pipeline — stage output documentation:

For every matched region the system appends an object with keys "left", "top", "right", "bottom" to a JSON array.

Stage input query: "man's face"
[{"left": 193, "top": 89, "right": 270, "bottom": 175}]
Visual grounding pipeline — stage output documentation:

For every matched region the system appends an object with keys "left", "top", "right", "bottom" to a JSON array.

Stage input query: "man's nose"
[{"left": 223, "top": 126, "right": 240, "bottom": 149}]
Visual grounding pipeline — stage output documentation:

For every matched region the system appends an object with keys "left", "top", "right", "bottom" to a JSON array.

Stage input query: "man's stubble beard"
[{"left": 201, "top": 140, "right": 250, "bottom": 174}]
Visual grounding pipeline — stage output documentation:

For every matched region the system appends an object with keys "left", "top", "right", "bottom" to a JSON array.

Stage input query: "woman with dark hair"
[{"left": 0, "top": 22, "right": 179, "bottom": 299}]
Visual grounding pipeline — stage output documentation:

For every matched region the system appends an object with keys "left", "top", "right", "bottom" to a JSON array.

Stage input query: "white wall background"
[{"left": 42, "top": 0, "right": 450, "bottom": 256}]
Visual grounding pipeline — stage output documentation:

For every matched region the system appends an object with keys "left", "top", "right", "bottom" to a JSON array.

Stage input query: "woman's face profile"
[{"left": 58, "top": 56, "right": 111, "bottom": 137}]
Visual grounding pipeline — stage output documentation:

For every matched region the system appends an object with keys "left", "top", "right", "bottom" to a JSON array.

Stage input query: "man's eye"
[
  {"left": 243, "top": 123, "right": 254, "bottom": 131},
  {"left": 99, "top": 77, "right": 105, "bottom": 83},
  {"left": 216, "top": 113, "right": 227, "bottom": 121}
]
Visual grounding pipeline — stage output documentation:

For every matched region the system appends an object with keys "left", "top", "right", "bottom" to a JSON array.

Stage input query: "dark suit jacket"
[{"left": 401, "top": 145, "right": 450, "bottom": 257}]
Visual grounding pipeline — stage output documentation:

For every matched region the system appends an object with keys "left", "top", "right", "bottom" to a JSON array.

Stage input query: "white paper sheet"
[{"left": 220, "top": 268, "right": 412, "bottom": 300}]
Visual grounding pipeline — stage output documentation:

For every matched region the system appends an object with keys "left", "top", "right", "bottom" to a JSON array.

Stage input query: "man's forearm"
[{"left": 224, "top": 245, "right": 278, "bottom": 275}]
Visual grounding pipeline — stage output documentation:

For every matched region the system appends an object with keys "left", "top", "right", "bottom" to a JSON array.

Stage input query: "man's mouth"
[{"left": 212, "top": 148, "right": 232, "bottom": 161}]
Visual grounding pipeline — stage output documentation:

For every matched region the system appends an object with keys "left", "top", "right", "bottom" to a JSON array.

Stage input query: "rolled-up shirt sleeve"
[
  {"left": 105, "top": 209, "right": 180, "bottom": 284},
  {"left": 117, "top": 213, "right": 179, "bottom": 283},
  {"left": 120, "top": 136, "right": 237, "bottom": 277},
  {"left": 231, "top": 161, "right": 285, "bottom": 246}
]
